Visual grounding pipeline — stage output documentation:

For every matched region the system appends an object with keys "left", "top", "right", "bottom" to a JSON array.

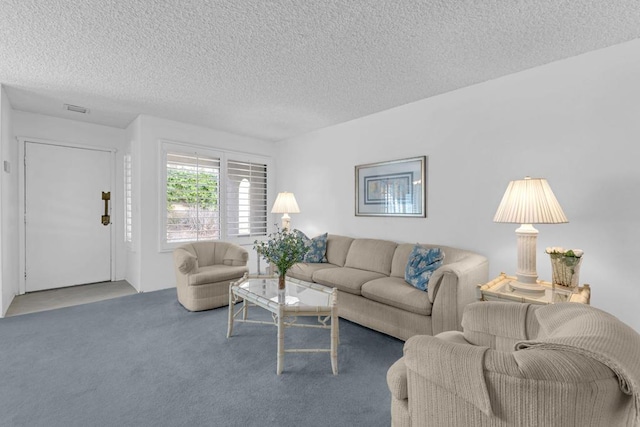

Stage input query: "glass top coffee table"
[{"left": 227, "top": 274, "right": 339, "bottom": 375}]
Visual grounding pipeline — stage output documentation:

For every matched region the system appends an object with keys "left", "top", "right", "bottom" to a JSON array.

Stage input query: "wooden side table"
[{"left": 477, "top": 272, "right": 591, "bottom": 305}]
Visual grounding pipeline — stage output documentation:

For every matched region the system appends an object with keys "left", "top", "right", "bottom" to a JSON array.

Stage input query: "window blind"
[
  {"left": 124, "top": 154, "right": 132, "bottom": 243},
  {"left": 226, "top": 160, "right": 268, "bottom": 238}
]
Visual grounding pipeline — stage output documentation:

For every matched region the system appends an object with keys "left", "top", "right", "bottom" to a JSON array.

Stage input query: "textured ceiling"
[{"left": 1, "top": 1, "right": 640, "bottom": 142}]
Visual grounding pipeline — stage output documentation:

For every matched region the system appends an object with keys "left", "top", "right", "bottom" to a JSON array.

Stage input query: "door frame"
[{"left": 18, "top": 137, "right": 117, "bottom": 295}]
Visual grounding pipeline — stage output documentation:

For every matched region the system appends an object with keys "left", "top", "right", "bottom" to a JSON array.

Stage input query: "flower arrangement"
[
  {"left": 545, "top": 247, "right": 584, "bottom": 288},
  {"left": 254, "top": 227, "right": 309, "bottom": 289}
]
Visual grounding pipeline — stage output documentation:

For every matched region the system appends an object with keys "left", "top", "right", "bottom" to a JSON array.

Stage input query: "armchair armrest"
[
  {"left": 174, "top": 248, "right": 198, "bottom": 275},
  {"left": 222, "top": 245, "right": 249, "bottom": 266},
  {"left": 387, "top": 357, "right": 408, "bottom": 400},
  {"left": 388, "top": 356, "right": 411, "bottom": 427},
  {"left": 404, "top": 335, "right": 493, "bottom": 416}
]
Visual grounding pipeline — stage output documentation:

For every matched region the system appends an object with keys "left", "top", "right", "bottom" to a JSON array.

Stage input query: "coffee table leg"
[
  {"left": 331, "top": 307, "right": 339, "bottom": 375},
  {"left": 242, "top": 298, "right": 248, "bottom": 320},
  {"left": 277, "top": 307, "right": 284, "bottom": 375},
  {"left": 226, "top": 285, "right": 234, "bottom": 338}
]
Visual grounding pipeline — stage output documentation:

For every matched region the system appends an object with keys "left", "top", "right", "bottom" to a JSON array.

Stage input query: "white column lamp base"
[
  {"left": 509, "top": 224, "right": 545, "bottom": 296},
  {"left": 280, "top": 213, "right": 291, "bottom": 231}
]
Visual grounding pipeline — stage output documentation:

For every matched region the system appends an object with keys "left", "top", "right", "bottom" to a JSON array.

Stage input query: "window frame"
[{"left": 158, "top": 140, "right": 272, "bottom": 252}]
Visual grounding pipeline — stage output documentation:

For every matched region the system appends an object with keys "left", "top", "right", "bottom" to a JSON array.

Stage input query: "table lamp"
[
  {"left": 493, "top": 176, "right": 568, "bottom": 295},
  {"left": 271, "top": 192, "right": 300, "bottom": 231}
]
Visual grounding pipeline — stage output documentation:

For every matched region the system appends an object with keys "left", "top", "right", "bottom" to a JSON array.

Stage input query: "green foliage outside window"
[{"left": 166, "top": 168, "right": 218, "bottom": 209}]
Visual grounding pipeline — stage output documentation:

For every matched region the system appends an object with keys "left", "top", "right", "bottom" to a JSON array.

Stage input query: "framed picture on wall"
[{"left": 355, "top": 156, "right": 427, "bottom": 217}]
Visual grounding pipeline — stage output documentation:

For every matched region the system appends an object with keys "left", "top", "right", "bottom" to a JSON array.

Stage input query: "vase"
[
  {"left": 278, "top": 274, "right": 286, "bottom": 290},
  {"left": 550, "top": 254, "right": 583, "bottom": 289}
]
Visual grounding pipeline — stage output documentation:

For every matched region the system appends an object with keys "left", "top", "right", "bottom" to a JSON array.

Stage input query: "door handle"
[{"left": 101, "top": 191, "right": 111, "bottom": 225}]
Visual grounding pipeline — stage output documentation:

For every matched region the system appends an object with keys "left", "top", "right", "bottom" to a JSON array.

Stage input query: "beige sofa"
[
  {"left": 287, "top": 235, "right": 489, "bottom": 340},
  {"left": 387, "top": 301, "right": 640, "bottom": 426},
  {"left": 173, "top": 241, "right": 249, "bottom": 311}
]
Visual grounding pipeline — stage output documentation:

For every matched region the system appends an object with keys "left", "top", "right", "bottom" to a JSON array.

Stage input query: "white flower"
[
  {"left": 546, "top": 247, "right": 584, "bottom": 257},
  {"left": 545, "top": 247, "right": 565, "bottom": 254}
]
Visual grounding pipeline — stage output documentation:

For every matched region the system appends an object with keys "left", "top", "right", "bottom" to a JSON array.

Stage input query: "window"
[
  {"left": 226, "top": 160, "right": 268, "bottom": 238},
  {"left": 160, "top": 142, "right": 270, "bottom": 250},
  {"left": 165, "top": 150, "right": 221, "bottom": 243}
]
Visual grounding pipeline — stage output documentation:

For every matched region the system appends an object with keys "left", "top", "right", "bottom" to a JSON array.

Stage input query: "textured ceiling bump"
[{"left": 1, "top": 0, "right": 640, "bottom": 141}]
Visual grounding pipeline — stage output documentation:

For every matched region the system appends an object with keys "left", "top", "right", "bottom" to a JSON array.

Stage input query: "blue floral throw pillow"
[
  {"left": 294, "top": 230, "right": 328, "bottom": 263},
  {"left": 405, "top": 245, "right": 445, "bottom": 291}
]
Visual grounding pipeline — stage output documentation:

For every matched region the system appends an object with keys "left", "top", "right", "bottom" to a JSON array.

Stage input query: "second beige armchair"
[
  {"left": 388, "top": 301, "right": 640, "bottom": 426},
  {"left": 173, "top": 241, "right": 249, "bottom": 311}
]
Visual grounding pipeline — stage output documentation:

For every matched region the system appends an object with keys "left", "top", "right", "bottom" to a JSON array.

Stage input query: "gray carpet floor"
[{"left": 0, "top": 288, "right": 404, "bottom": 427}]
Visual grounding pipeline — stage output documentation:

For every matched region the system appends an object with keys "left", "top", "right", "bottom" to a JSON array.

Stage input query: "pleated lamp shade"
[
  {"left": 493, "top": 177, "right": 568, "bottom": 224},
  {"left": 271, "top": 192, "right": 300, "bottom": 214}
]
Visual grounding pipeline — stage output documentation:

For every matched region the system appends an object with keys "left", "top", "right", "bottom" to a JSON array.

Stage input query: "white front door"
[{"left": 25, "top": 141, "right": 113, "bottom": 292}]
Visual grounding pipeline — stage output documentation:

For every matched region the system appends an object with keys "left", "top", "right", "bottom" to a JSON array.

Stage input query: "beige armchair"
[
  {"left": 173, "top": 241, "right": 249, "bottom": 311},
  {"left": 388, "top": 301, "right": 640, "bottom": 427}
]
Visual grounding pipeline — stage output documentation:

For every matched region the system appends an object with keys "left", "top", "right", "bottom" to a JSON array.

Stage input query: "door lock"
[{"left": 101, "top": 191, "right": 111, "bottom": 225}]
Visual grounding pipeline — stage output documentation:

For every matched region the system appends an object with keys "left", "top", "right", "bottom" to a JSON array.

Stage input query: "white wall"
[
  {"left": 276, "top": 39, "right": 640, "bottom": 331},
  {"left": 0, "top": 85, "right": 18, "bottom": 316},
  {"left": 3, "top": 110, "right": 275, "bottom": 297},
  {"left": 12, "top": 111, "right": 128, "bottom": 282},
  {"left": 133, "top": 115, "right": 275, "bottom": 292}
]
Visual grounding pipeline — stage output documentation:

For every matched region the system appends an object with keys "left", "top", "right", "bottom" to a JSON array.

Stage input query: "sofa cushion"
[
  {"left": 187, "top": 265, "right": 248, "bottom": 286},
  {"left": 361, "top": 277, "right": 432, "bottom": 316},
  {"left": 405, "top": 246, "right": 444, "bottom": 291},
  {"left": 312, "top": 267, "right": 385, "bottom": 295},
  {"left": 344, "top": 239, "right": 398, "bottom": 275},
  {"left": 287, "top": 262, "right": 339, "bottom": 283},
  {"left": 390, "top": 244, "right": 415, "bottom": 278},
  {"left": 325, "top": 235, "right": 355, "bottom": 267}
]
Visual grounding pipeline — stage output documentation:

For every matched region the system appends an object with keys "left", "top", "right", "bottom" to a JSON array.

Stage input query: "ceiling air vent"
[{"left": 63, "top": 104, "right": 90, "bottom": 114}]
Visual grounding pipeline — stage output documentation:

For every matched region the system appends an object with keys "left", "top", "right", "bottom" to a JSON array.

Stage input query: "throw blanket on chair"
[
  {"left": 515, "top": 303, "right": 640, "bottom": 423},
  {"left": 405, "top": 335, "right": 493, "bottom": 416}
]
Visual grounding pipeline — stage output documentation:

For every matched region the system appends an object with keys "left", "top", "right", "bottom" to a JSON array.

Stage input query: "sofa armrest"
[
  {"left": 428, "top": 254, "right": 489, "bottom": 334},
  {"left": 174, "top": 248, "right": 198, "bottom": 275},
  {"left": 427, "top": 254, "right": 488, "bottom": 302},
  {"left": 222, "top": 244, "right": 249, "bottom": 266}
]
